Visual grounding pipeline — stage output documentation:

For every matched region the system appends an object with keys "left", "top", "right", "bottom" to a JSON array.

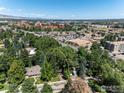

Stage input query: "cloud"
[
  {"left": 30, "top": 13, "right": 46, "bottom": 17},
  {"left": 0, "top": 7, "right": 24, "bottom": 16},
  {"left": 0, "top": 7, "right": 7, "bottom": 12},
  {"left": 0, "top": 7, "right": 60, "bottom": 19}
]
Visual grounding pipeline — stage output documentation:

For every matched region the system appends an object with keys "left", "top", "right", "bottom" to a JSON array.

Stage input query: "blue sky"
[{"left": 0, "top": 0, "right": 124, "bottom": 19}]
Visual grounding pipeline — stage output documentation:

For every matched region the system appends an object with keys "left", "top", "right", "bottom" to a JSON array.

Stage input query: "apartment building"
[{"left": 105, "top": 41, "right": 124, "bottom": 54}]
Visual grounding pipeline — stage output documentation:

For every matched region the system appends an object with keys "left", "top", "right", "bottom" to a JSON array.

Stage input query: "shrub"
[{"left": 0, "top": 84, "right": 4, "bottom": 89}]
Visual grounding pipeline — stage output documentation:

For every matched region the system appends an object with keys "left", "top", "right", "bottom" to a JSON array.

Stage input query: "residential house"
[{"left": 25, "top": 65, "right": 41, "bottom": 77}]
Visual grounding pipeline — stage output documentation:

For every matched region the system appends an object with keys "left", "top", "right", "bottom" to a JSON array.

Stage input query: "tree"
[
  {"left": 7, "top": 45, "right": 17, "bottom": 57},
  {"left": 78, "top": 47, "right": 88, "bottom": 59},
  {"left": 61, "top": 78, "right": 91, "bottom": 93},
  {"left": 0, "top": 72, "right": 6, "bottom": 83},
  {"left": 78, "top": 62, "right": 86, "bottom": 79},
  {"left": 21, "top": 78, "right": 37, "bottom": 93},
  {"left": 116, "top": 60, "right": 124, "bottom": 72},
  {"left": 77, "top": 47, "right": 88, "bottom": 78},
  {"left": 101, "top": 63, "right": 124, "bottom": 86},
  {"left": 20, "top": 49, "right": 31, "bottom": 67},
  {"left": 46, "top": 47, "right": 78, "bottom": 77},
  {"left": 33, "top": 50, "right": 45, "bottom": 66},
  {"left": 4, "top": 39, "right": 11, "bottom": 49},
  {"left": 35, "top": 36, "right": 60, "bottom": 51},
  {"left": 8, "top": 84, "right": 18, "bottom": 93},
  {"left": 0, "top": 31, "right": 13, "bottom": 40},
  {"left": 63, "top": 69, "right": 71, "bottom": 79},
  {"left": 24, "top": 33, "right": 37, "bottom": 47},
  {"left": 0, "top": 55, "right": 10, "bottom": 83},
  {"left": 60, "top": 47, "right": 78, "bottom": 68},
  {"left": 88, "top": 42, "right": 104, "bottom": 76},
  {"left": 7, "top": 59, "right": 25, "bottom": 85},
  {"left": 41, "top": 58, "right": 55, "bottom": 81},
  {"left": 41, "top": 83, "right": 53, "bottom": 93},
  {"left": 46, "top": 48, "right": 66, "bottom": 73},
  {"left": 100, "top": 33, "right": 118, "bottom": 47}
]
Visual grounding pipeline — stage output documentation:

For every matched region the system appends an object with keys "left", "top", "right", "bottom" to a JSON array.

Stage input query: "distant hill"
[
  {"left": 1, "top": 14, "right": 124, "bottom": 23},
  {"left": 0, "top": 14, "right": 28, "bottom": 20}
]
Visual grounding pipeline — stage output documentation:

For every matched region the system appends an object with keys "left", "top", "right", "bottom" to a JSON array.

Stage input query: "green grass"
[
  {"left": 51, "top": 76, "right": 60, "bottom": 82},
  {"left": 35, "top": 78, "right": 44, "bottom": 84}
]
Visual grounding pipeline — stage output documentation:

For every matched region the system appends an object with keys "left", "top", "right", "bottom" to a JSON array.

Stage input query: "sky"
[{"left": 0, "top": 0, "right": 124, "bottom": 19}]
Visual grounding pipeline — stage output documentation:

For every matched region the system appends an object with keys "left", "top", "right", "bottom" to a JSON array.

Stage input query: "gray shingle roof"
[{"left": 25, "top": 65, "right": 41, "bottom": 76}]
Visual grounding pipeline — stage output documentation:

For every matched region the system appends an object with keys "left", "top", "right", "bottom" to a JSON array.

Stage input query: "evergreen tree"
[
  {"left": 33, "top": 50, "right": 45, "bottom": 66},
  {"left": 20, "top": 49, "right": 31, "bottom": 67},
  {"left": 78, "top": 62, "right": 86, "bottom": 79},
  {"left": 41, "top": 58, "right": 54, "bottom": 81}
]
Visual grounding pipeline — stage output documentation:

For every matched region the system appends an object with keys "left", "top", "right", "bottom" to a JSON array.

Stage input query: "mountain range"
[{"left": 0, "top": 14, "right": 30, "bottom": 19}]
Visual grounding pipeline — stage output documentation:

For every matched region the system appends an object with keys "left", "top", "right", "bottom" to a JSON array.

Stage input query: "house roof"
[
  {"left": 25, "top": 65, "right": 41, "bottom": 76},
  {"left": 25, "top": 47, "right": 36, "bottom": 55},
  {"left": 68, "top": 39, "right": 92, "bottom": 47}
]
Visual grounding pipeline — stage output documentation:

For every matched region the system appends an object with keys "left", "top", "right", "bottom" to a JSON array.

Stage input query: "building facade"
[{"left": 105, "top": 41, "right": 124, "bottom": 54}]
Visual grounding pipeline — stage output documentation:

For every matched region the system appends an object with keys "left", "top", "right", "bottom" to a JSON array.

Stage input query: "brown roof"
[{"left": 68, "top": 39, "right": 92, "bottom": 47}]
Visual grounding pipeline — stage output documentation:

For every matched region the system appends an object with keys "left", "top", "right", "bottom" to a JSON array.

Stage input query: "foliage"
[
  {"left": 20, "top": 49, "right": 31, "bottom": 67},
  {"left": 21, "top": 78, "right": 37, "bottom": 93},
  {"left": 46, "top": 47, "right": 66, "bottom": 73},
  {"left": 35, "top": 36, "right": 60, "bottom": 51},
  {"left": 115, "top": 60, "right": 124, "bottom": 72},
  {"left": 35, "top": 78, "right": 44, "bottom": 84},
  {"left": 63, "top": 69, "right": 71, "bottom": 79},
  {"left": 0, "top": 84, "right": 4, "bottom": 89},
  {"left": 77, "top": 47, "right": 88, "bottom": 78},
  {"left": 0, "top": 55, "right": 11, "bottom": 67},
  {"left": 41, "top": 83, "right": 53, "bottom": 93},
  {"left": 101, "top": 33, "right": 118, "bottom": 46},
  {"left": 33, "top": 50, "right": 45, "bottom": 66},
  {"left": 77, "top": 62, "right": 86, "bottom": 78},
  {"left": 46, "top": 47, "right": 77, "bottom": 78},
  {"left": 50, "top": 75, "right": 60, "bottom": 82},
  {"left": 0, "top": 31, "right": 13, "bottom": 40},
  {"left": 100, "top": 63, "right": 124, "bottom": 86},
  {"left": 88, "top": 80, "right": 107, "bottom": 93},
  {"left": 7, "top": 59, "right": 25, "bottom": 85},
  {"left": 41, "top": 58, "right": 55, "bottom": 81},
  {"left": 0, "top": 72, "right": 6, "bottom": 83},
  {"left": 24, "top": 33, "right": 37, "bottom": 47},
  {"left": 8, "top": 84, "right": 18, "bottom": 93},
  {"left": 60, "top": 47, "right": 78, "bottom": 68}
]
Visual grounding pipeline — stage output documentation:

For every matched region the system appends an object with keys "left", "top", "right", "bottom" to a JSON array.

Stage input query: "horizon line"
[{"left": 1, "top": 13, "right": 124, "bottom": 21}]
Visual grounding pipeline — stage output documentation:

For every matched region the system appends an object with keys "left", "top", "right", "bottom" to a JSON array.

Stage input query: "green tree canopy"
[
  {"left": 41, "top": 58, "right": 55, "bottom": 81},
  {"left": 41, "top": 83, "right": 53, "bottom": 93},
  {"left": 20, "top": 49, "right": 31, "bottom": 67},
  {"left": 35, "top": 36, "right": 60, "bottom": 51},
  {"left": 46, "top": 47, "right": 77, "bottom": 75},
  {"left": 7, "top": 59, "right": 25, "bottom": 85},
  {"left": 21, "top": 78, "right": 37, "bottom": 93}
]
